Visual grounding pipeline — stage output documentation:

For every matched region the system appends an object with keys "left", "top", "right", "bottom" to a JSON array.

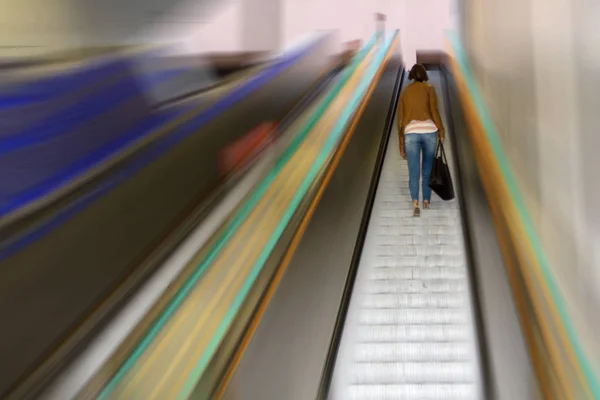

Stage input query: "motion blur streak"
[
  {"left": 461, "top": 0, "right": 600, "bottom": 397},
  {"left": 1, "top": 0, "right": 600, "bottom": 399}
]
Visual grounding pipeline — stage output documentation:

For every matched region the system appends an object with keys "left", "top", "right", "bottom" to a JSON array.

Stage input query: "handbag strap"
[{"left": 436, "top": 140, "right": 449, "bottom": 164}]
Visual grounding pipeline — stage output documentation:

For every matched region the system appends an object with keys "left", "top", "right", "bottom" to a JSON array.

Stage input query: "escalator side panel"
[
  {"left": 441, "top": 67, "right": 537, "bottom": 399},
  {"left": 222, "top": 57, "right": 403, "bottom": 400}
]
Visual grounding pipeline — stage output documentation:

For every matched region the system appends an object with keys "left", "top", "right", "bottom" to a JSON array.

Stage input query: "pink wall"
[
  {"left": 0, "top": 0, "right": 455, "bottom": 59},
  {"left": 190, "top": 2, "right": 242, "bottom": 52},
  {"left": 403, "top": 0, "right": 453, "bottom": 66},
  {"left": 168, "top": 0, "right": 455, "bottom": 61},
  {"left": 283, "top": 0, "right": 455, "bottom": 65}
]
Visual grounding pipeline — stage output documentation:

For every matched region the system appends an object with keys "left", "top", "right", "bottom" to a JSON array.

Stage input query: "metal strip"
[{"left": 317, "top": 54, "right": 404, "bottom": 400}]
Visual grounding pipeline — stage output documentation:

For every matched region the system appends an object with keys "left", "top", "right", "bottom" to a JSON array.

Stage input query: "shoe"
[
  {"left": 423, "top": 200, "right": 430, "bottom": 209},
  {"left": 413, "top": 201, "right": 420, "bottom": 217}
]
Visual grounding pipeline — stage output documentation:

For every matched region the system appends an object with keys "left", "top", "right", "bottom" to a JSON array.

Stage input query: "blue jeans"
[{"left": 405, "top": 131, "right": 438, "bottom": 202}]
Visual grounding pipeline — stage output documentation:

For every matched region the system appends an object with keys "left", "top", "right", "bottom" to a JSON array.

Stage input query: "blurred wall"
[
  {"left": 464, "top": 0, "right": 600, "bottom": 362},
  {"left": 0, "top": 0, "right": 230, "bottom": 57},
  {"left": 182, "top": 0, "right": 243, "bottom": 53},
  {"left": 0, "top": 0, "right": 455, "bottom": 60},
  {"left": 281, "top": 0, "right": 455, "bottom": 65},
  {"left": 572, "top": 0, "right": 600, "bottom": 334},
  {"left": 403, "top": 0, "right": 453, "bottom": 66},
  {"left": 242, "top": 0, "right": 281, "bottom": 51},
  {"left": 0, "top": 0, "right": 83, "bottom": 56}
]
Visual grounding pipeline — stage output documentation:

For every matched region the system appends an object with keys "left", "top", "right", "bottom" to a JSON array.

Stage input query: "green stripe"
[
  {"left": 97, "top": 35, "right": 378, "bottom": 400},
  {"left": 448, "top": 32, "right": 599, "bottom": 397},
  {"left": 178, "top": 32, "right": 398, "bottom": 399}
]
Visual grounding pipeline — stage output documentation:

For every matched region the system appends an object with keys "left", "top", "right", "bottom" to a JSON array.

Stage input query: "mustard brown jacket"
[{"left": 397, "top": 81, "right": 445, "bottom": 141}]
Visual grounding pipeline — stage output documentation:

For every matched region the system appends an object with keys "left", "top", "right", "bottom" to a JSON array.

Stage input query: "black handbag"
[{"left": 429, "top": 140, "right": 455, "bottom": 201}]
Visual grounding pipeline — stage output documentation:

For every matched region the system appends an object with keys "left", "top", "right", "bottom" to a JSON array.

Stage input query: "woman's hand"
[{"left": 400, "top": 146, "right": 406, "bottom": 159}]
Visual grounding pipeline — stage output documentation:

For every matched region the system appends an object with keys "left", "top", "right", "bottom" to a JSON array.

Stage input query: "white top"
[{"left": 405, "top": 119, "right": 438, "bottom": 134}]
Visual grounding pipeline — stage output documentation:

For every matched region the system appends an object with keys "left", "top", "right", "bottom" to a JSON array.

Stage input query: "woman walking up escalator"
[{"left": 397, "top": 64, "right": 446, "bottom": 217}]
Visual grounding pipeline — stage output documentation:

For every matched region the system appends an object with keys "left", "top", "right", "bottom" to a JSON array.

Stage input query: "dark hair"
[{"left": 408, "top": 64, "right": 428, "bottom": 82}]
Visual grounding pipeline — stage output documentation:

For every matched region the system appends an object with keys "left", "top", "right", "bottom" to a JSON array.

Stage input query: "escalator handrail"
[
  {"left": 447, "top": 32, "right": 599, "bottom": 398},
  {"left": 94, "top": 34, "right": 384, "bottom": 399},
  {"left": 2, "top": 32, "right": 338, "bottom": 400}
]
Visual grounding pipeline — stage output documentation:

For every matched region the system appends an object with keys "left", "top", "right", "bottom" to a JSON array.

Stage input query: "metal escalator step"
[
  {"left": 353, "top": 342, "right": 473, "bottom": 362},
  {"left": 362, "top": 279, "right": 468, "bottom": 295},
  {"left": 378, "top": 217, "right": 462, "bottom": 227},
  {"left": 373, "top": 255, "right": 466, "bottom": 268},
  {"left": 358, "top": 309, "right": 470, "bottom": 325},
  {"left": 375, "top": 225, "right": 459, "bottom": 236},
  {"left": 355, "top": 324, "right": 472, "bottom": 343},
  {"left": 379, "top": 208, "right": 460, "bottom": 218},
  {"left": 347, "top": 383, "right": 478, "bottom": 400},
  {"left": 374, "top": 244, "right": 463, "bottom": 257},
  {"left": 360, "top": 292, "right": 466, "bottom": 309},
  {"left": 374, "top": 234, "right": 463, "bottom": 246},
  {"left": 367, "top": 266, "right": 467, "bottom": 280},
  {"left": 348, "top": 361, "right": 475, "bottom": 383}
]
